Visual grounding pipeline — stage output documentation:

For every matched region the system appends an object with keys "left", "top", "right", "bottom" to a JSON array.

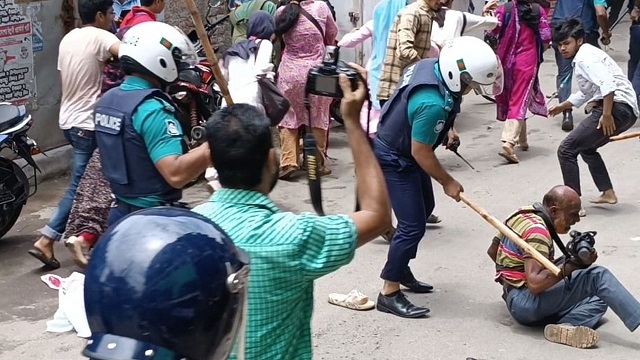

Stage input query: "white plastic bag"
[{"left": 41, "top": 272, "right": 91, "bottom": 338}]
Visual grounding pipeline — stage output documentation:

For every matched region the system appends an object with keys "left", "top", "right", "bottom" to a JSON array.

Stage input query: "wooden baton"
[
  {"left": 459, "top": 193, "right": 562, "bottom": 276},
  {"left": 610, "top": 131, "right": 640, "bottom": 142},
  {"left": 184, "top": 0, "right": 234, "bottom": 105}
]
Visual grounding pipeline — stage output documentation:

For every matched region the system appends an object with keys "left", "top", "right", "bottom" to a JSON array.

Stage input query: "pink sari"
[{"left": 489, "top": 2, "right": 551, "bottom": 121}]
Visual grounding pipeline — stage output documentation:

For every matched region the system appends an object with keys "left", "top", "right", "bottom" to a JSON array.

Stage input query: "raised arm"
[{"left": 338, "top": 20, "right": 374, "bottom": 48}]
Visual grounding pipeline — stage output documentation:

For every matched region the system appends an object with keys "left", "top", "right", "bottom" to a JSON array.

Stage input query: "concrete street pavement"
[{"left": 1, "top": 23, "right": 640, "bottom": 360}]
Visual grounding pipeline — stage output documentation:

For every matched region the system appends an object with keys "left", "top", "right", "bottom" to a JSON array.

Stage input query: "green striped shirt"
[{"left": 192, "top": 189, "right": 358, "bottom": 360}]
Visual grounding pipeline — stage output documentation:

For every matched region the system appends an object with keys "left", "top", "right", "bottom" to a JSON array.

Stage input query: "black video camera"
[
  {"left": 305, "top": 46, "right": 358, "bottom": 98},
  {"left": 566, "top": 230, "right": 596, "bottom": 262}
]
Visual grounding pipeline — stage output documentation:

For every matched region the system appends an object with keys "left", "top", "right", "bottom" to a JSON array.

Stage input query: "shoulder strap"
[
  {"left": 461, "top": 13, "right": 467, "bottom": 36},
  {"left": 299, "top": 7, "right": 326, "bottom": 41},
  {"left": 504, "top": 203, "right": 571, "bottom": 258}
]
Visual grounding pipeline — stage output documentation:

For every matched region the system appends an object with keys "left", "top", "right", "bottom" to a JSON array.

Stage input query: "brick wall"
[{"left": 164, "top": 0, "right": 232, "bottom": 53}]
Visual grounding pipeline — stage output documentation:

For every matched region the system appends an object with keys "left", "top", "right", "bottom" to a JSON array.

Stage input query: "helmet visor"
[{"left": 172, "top": 26, "right": 199, "bottom": 68}]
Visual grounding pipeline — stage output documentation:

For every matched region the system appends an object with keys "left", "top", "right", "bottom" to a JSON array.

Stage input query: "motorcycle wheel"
[{"left": 0, "top": 158, "right": 29, "bottom": 239}]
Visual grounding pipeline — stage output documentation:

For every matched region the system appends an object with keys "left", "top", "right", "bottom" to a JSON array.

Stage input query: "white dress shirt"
[
  {"left": 567, "top": 44, "right": 639, "bottom": 117},
  {"left": 431, "top": 9, "right": 499, "bottom": 49}
]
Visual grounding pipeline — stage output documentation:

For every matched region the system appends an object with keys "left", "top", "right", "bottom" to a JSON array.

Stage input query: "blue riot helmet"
[{"left": 83, "top": 207, "right": 250, "bottom": 360}]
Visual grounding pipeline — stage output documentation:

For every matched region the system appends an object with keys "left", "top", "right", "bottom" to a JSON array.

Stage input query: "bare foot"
[
  {"left": 65, "top": 236, "right": 90, "bottom": 269},
  {"left": 589, "top": 190, "right": 618, "bottom": 205}
]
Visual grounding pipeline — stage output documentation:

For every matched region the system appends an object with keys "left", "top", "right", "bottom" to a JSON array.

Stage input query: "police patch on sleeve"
[
  {"left": 166, "top": 119, "right": 180, "bottom": 136},
  {"left": 434, "top": 120, "right": 445, "bottom": 134}
]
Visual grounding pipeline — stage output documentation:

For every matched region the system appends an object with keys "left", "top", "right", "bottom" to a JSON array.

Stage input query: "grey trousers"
[{"left": 505, "top": 266, "right": 640, "bottom": 331}]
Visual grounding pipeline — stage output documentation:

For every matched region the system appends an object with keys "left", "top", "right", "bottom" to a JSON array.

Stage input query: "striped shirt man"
[
  {"left": 193, "top": 189, "right": 357, "bottom": 360},
  {"left": 493, "top": 206, "right": 555, "bottom": 288},
  {"left": 377, "top": 0, "right": 435, "bottom": 102}
]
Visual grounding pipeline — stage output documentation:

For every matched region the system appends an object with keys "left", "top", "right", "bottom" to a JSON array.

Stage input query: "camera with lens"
[
  {"left": 566, "top": 230, "right": 596, "bottom": 262},
  {"left": 306, "top": 46, "right": 358, "bottom": 98}
]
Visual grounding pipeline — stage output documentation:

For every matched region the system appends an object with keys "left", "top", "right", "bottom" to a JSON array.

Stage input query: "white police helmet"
[
  {"left": 119, "top": 21, "right": 198, "bottom": 83},
  {"left": 438, "top": 36, "right": 504, "bottom": 96}
]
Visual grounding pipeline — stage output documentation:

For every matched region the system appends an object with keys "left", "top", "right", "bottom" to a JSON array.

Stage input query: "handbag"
[
  {"left": 254, "top": 39, "right": 290, "bottom": 126},
  {"left": 257, "top": 75, "right": 290, "bottom": 126}
]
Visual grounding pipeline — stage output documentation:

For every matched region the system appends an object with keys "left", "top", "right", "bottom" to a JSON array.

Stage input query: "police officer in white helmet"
[
  {"left": 373, "top": 36, "right": 503, "bottom": 318},
  {"left": 94, "top": 21, "right": 211, "bottom": 225}
]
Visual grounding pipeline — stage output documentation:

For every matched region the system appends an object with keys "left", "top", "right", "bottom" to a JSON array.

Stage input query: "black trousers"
[{"left": 557, "top": 102, "right": 637, "bottom": 196}]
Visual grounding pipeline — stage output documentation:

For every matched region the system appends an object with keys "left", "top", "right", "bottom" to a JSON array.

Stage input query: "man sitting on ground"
[{"left": 487, "top": 185, "right": 640, "bottom": 348}]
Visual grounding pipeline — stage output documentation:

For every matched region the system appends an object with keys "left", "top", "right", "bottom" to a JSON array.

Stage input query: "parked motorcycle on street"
[{"left": 0, "top": 103, "right": 41, "bottom": 239}]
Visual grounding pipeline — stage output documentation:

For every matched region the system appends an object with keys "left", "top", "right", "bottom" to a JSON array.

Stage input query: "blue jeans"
[
  {"left": 629, "top": 25, "right": 640, "bottom": 101},
  {"left": 374, "top": 139, "right": 435, "bottom": 282},
  {"left": 506, "top": 266, "right": 640, "bottom": 331},
  {"left": 106, "top": 201, "right": 145, "bottom": 227},
  {"left": 553, "top": 33, "right": 600, "bottom": 103},
  {"left": 40, "top": 128, "right": 96, "bottom": 241}
]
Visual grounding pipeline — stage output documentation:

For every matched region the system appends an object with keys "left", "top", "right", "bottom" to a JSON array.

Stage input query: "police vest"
[
  {"left": 552, "top": 0, "right": 597, "bottom": 34},
  {"left": 376, "top": 59, "right": 461, "bottom": 158},
  {"left": 94, "top": 87, "right": 182, "bottom": 202}
]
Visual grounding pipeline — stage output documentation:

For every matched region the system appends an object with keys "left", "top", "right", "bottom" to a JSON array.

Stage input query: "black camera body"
[
  {"left": 306, "top": 46, "right": 358, "bottom": 98},
  {"left": 566, "top": 230, "right": 596, "bottom": 262}
]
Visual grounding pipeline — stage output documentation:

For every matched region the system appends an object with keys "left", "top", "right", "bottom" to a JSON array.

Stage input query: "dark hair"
[
  {"left": 275, "top": 0, "right": 303, "bottom": 36},
  {"left": 78, "top": 0, "right": 113, "bottom": 24},
  {"left": 205, "top": 104, "right": 273, "bottom": 189},
  {"left": 516, "top": 0, "right": 541, "bottom": 31},
  {"left": 141, "top": 0, "right": 156, "bottom": 7},
  {"left": 552, "top": 17, "right": 585, "bottom": 43}
]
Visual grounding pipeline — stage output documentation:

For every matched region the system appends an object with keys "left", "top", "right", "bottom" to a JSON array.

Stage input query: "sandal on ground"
[
  {"left": 28, "top": 248, "right": 61, "bottom": 269},
  {"left": 427, "top": 214, "right": 442, "bottom": 224},
  {"left": 65, "top": 236, "right": 91, "bottom": 269},
  {"left": 278, "top": 165, "right": 299, "bottom": 180},
  {"left": 544, "top": 324, "right": 599, "bottom": 348},
  {"left": 328, "top": 289, "right": 375, "bottom": 311},
  {"left": 499, "top": 143, "right": 519, "bottom": 164}
]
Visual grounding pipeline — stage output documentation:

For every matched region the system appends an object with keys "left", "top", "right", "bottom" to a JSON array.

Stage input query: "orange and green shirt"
[{"left": 493, "top": 206, "right": 555, "bottom": 288}]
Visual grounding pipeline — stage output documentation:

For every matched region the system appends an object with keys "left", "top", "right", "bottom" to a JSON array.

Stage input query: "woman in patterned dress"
[{"left": 275, "top": 0, "right": 338, "bottom": 179}]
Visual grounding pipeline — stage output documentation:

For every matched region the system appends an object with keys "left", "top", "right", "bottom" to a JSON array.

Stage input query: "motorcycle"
[
  {"left": 168, "top": 62, "right": 223, "bottom": 149},
  {"left": 0, "top": 103, "right": 41, "bottom": 239}
]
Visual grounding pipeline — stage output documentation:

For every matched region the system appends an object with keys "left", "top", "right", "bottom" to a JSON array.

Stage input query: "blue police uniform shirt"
[{"left": 116, "top": 76, "right": 184, "bottom": 208}]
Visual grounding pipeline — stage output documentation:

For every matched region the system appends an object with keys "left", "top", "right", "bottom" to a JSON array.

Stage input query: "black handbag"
[{"left": 257, "top": 75, "right": 290, "bottom": 126}]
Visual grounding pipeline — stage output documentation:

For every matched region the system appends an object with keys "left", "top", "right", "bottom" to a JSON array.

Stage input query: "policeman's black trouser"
[
  {"left": 374, "top": 139, "right": 435, "bottom": 282},
  {"left": 557, "top": 103, "right": 637, "bottom": 196}
]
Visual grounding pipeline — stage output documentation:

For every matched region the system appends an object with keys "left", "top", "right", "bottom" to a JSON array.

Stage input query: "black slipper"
[{"left": 28, "top": 248, "right": 61, "bottom": 269}]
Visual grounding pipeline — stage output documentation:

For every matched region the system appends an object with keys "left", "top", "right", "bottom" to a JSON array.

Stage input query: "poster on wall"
[{"left": 0, "top": 0, "right": 34, "bottom": 105}]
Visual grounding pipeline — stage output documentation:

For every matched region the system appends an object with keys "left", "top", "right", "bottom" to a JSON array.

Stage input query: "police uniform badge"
[
  {"left": 166, "top": 119, "right": 180, "bottom": 136},
  {"left": 434, "top": 120, "right": 445, "bottom": 133}
]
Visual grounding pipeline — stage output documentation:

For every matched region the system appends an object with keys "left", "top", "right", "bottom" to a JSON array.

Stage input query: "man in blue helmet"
[
  {"left": 82, "top": 207, "right": 249, "bottom": 360},
  {"left": 373, "top": 36, "right": 502, "bottom": 318}
]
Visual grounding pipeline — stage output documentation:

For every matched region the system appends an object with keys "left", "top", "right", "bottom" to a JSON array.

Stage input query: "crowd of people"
[{"left": 17, "top": 0, "right": 640, "bottom": 358}]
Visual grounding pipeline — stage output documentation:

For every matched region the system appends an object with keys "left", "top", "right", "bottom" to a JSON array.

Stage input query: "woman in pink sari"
[
  {"left": 276, "top": 0, "right": 338, "bottom": 179},
  {"left": 488, "top": 0, "right": 551, "bottom": 164}
]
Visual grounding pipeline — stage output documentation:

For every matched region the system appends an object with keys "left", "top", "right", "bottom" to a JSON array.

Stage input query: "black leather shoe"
[
  {"left": 376, "top": 291, "right": 430, "bottom": 318},
  {"left": 400, "top": 267, "right": 434, "bottom": 293}
]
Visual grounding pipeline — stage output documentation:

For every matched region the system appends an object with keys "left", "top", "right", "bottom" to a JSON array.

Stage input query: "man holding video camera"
[
  {"left": 487, "top": 185, "right": 640, "bottom": 348},
  {"left": 373, "top": 36, "right": 503, "bottom": 318}
]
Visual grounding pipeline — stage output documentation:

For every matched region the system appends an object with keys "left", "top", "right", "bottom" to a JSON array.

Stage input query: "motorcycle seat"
[{"left": 0, "top": 104, "right": 23, "bottom": 133}]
